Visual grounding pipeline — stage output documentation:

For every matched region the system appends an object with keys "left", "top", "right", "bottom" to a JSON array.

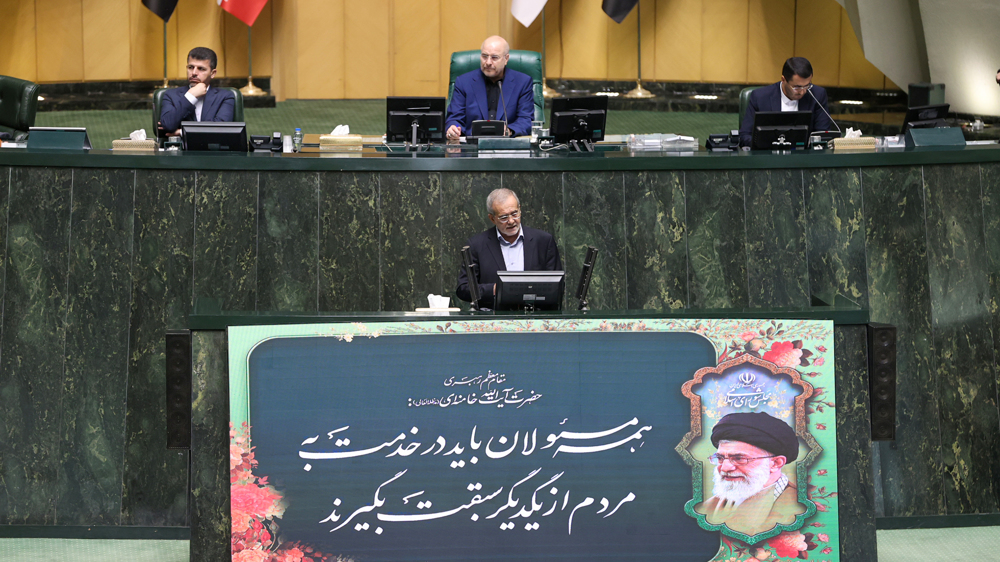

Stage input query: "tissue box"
[
  {"left": 319, "top": 134, "right": 364, "bottom": 146},
  {"left": 112, "top": 139, "right": 157, "bottom": 151}
]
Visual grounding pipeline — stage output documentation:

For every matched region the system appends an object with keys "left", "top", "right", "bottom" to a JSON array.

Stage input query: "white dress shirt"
[
  {"left": 779, "top": 86, "right": 798, "bottom": 112},
  {"left": 184, "top": 86, "right": 209, "bottom": 121},
  {"left": 496, "top": 226, "right": 525, "bottom": 272}
]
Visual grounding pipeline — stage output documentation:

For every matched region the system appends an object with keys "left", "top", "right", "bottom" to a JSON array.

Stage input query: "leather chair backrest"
[
  {"left": 152, "top": 86, "right": 245, "bottom": 137},
  {"left": 739, "top": 86, "right": 762, "bottom": 128},
  {"left": 0, "top": 75, "right": 40, "bottom": 135},
  {"left": 448, "top": 49, "right": 545, "bottom": 123}
]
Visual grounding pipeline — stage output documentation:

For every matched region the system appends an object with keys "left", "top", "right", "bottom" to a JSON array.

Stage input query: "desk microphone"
[
  {"left": 807, "top": 86, "right": 841, "bottom": 134},
  {"left": 498, "top": 79, "right": 509, "bottom": 136}
]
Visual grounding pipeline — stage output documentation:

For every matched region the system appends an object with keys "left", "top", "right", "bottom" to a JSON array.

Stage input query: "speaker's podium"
[{"left": 174, "top": 298, "right": 885, "bottom": 562}]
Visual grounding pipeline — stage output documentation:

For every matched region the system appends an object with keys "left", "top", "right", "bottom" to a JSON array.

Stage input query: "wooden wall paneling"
[
  {"left": 35, "top": 0, "right": 84, "bottom": 82},
  {"left": 295, "top": 0, "right": 345, "bottom": 99},
  {"left": 392, "top": 0, "right": 442, "bottom": 96},
  {"left": 441, "top": 0, "right": 489, "bottom": 95},
  {"left": 607, "top": 2, "right": 639, "bottom": 80},
  {"left": 345, "top": 1, "right": 390, "bottom": 99},
  {"left": 82, "top": 0, "right": 131, "bottom": 81},
  {"left": 793, "top": 0, "right": 841, "bottom": 86},
  {"left": 701, "top": 0, "right": 748, "bottom": 83},
  {"left": 175, "top": 0, "right": 225, "bottom": 78},
  {"left": 746, "top": 0, "right": 795, "bottom": 84},
  {"left": 486, "top": 0, "right": 503, "bottom": 37},
  {"left": 223, "top": 3, "right": 273, "bottom": 78},
  {"left": 561, "top": 0, "right": 608, "bottom": 79},
  {"left": 0, "top": 0, "right": 37, "bottom": 81},
  {"left": 639, "top": 0, "right": 656, "bottom": 81},
  {"left": 654, "top": 0, "right": 702, "bottom": 82},
  {"left": 510, "top": 3, "right": 543, "bottom": 54},
  {"left": 129, "top": 0, "right": 177, "bottom": 80},
  {"left": 838, "top": 9, "right": 885, "bottom": 89},
  {"left": 544, "top": 0, "right": 563, "bottom": 79},
  {"left": 270, "top": 0, "right": 298, "bottom": 101}
]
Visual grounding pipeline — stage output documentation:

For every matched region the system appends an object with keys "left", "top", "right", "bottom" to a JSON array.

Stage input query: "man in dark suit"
[
  {"left": 739, "top": 57, "right": 833, "bottom": 147},
  {"left": 159, "top": 47, "right": 235, "bottom": 136},
  {"left": 456, "top": 188, "right": 562, "bottom": 309},
  {"left": 445, "top": 36, "right": 535, "bottom": 139}
]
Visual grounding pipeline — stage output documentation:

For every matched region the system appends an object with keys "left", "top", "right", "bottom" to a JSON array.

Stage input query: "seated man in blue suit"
[
  {"left": 445, "top": 36, "right": 535, "bottom": 139},
  {"left": 457, "top": 188, "right": 562, "bottom": 309},
  {"left": 159, "top": 47, "right": 235, "bottom": 136},
  {"left": 739, "top": 57, "right": 834, "bottom": 147}
]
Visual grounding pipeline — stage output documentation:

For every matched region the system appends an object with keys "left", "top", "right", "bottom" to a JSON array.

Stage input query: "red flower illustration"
[
  {"left": 817, "top": 533, "right": 830, "bottom": 542},
  {"left": 763, "top": 341, "right": 803, "bottom": 368},
  {"left": 815, "top": 423, "right": 827, "bottom": 430},
  {"left": 822, "top": 547, "right": 833, "bottom": 554},
  {"left": 766, "top": 531, "right": 809, "bottom": 558},
  {"left": 816, "top": 345, "right": 828, "bottom": 352},
  {"left": 817, "top": 469, "right": 828, "bottom": 476},
  {"left": 813, "top": 357, "right": 825, "bottom": 366}
]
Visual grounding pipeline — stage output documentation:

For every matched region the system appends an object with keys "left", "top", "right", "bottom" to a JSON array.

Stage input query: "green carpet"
[{"left": 33, "top": 100, "right": 738, "bottom": 150}]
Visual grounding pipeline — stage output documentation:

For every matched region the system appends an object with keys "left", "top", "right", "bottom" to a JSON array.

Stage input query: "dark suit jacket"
[
  {"left": 456, "top": 226, "right": 562, "bottom": 309},
  {"left": 159, "top": 86, "right": 235, "bottom": 133},
  {"left": 739, "top": 82, "right": 833, "bottom": 147},
  {"left": 445, "top": 69, "right": 535, "bottom": 137}
]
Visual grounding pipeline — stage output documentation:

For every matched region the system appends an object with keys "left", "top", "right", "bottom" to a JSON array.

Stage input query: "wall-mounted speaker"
[
  {"left": 867, "top": 323, "right": 897, "bottom": 441},
  {"left": 165, "top": 330, "right": 192, "bottom": 449}
]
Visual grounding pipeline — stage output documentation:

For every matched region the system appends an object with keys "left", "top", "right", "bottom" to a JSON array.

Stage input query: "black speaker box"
[
  {"left": 867, "top": 323, "right": 897, "bottom": 441},
  {"left": 165, "top": 330, "right": 192, "bottom": 449}
]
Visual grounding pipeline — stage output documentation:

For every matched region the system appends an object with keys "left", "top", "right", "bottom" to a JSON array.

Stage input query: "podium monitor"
[
  {"left": 496, "top": 270, "right": 565, "bottom": 311},
  {"left": 750, "top": 110, "right": 811, "bottom": 150},
  {"left": 181, "top": 121, "right": 248, "bottom": 151},
  {"left": 550, "top": 96, "right": 607, "bottom": 144},
  {"left": 901, "top": 104, "right": 950, "bottom": 134},
  {"left": 386, "top": 97, "right": 446, "bottom": 143}
]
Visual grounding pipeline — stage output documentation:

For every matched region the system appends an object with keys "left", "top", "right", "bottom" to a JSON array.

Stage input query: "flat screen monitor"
[
  {"left": 901, "top": 103, "right": 950, "bottom": 134},
  {"left": 550, "top": 96, "right": 608, "bottom": 144},
  {"left": 750, "top": 111, "right": 811, "bottom": 150},
  {"left": 495, "top": 270, "right": 565, "bottom": 311},
  {"left": 386, "top": 97, "right": 445, "bottom": 143},
  {"left": 181, "top": 121, "right": 247, "bottom": 151}
]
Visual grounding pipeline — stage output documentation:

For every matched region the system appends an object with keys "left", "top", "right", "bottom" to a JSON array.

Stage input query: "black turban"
[{"left": 711, "top": 412, "right": 799, "bottom": 462}]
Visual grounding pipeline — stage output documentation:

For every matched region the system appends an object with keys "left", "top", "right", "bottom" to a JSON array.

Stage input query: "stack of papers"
[{"left": 627, "top": 133, "right": 697, "bottom": 151}]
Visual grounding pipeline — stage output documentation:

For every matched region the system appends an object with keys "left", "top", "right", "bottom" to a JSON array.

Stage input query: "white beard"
[{"left": 711, "top": 462, "right": 771, "bottom": 506}]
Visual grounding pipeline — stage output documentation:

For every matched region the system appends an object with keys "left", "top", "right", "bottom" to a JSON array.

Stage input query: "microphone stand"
[{"left": 807, "top": 86, "right": 841, "bottom": 135}]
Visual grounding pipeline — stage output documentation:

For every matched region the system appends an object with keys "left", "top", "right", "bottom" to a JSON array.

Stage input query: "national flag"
[
  {"left": 602, "top": 0, "right": 639, "bottom": 23},
  {"left": 511, "top": 0, "right": 548, "bottom": 28},
  {"left": 142, "top": 0, "right": 178, "bottom": 22},
  {"left": 218, "top": 0, "right": 269, "bottom": 27}
]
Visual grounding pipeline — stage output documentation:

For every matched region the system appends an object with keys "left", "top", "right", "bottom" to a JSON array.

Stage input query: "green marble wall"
[{"left": 5, "top": 162, "right": 1000, "bottom": 558}]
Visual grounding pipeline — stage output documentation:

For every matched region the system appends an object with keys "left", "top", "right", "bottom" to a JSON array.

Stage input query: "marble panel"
[
  {"left": 862, "top": 166, "right": 945, "bottom": 517},
  {"left": 379, "top": 172, "right": 443, "bottom": 311},
  {"left": 318, "top": 172, "right": 380, "bottom": 312},
  {"left": 684, "top": 170, "right": 748, "bottom": 309},
  {"left": 257, "top": 172, "right": 319, "bottom": 312},
  {"left": 57, "top": 168, "right": 134, "bottom": 524},
  {"left": 744, "top": 169, "right": 810, "bottom": 308},
  {"left": 190, "top": 330, "right": 231, "bottom": 561},
  {"left": 803, "top": 168, "right": 869, "bottom": 308},
  {"left": 624, "top": 171, "right": 687, "bottom": 309},
  {"left": 194, "top": 171, "right": 258, "bottom": 312},
  {"left": 440, "top": 172, "right": 501, "bottom": 310},
  {"left": 923, "top": 164, "right": 1000, "bottom": 514},
  {"left": 121, "top": 169, "right": 195, "bottom": 526},
  {"left": 0, "top": 167, "right": 72, "bottom": 524},
  {"left": 563, "top": 172, "right": 626, "bottom": 310},
  {"left": 834, "top": 325, "right": 877, "bottom": 562}
]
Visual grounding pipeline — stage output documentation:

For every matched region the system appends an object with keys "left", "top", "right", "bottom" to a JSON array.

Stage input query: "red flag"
[{"left": 218, "top": 0, "right": 269, "bottom": 27}]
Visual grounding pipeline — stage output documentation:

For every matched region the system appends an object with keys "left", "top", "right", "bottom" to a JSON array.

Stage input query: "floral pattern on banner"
[
  {"left": 238, "top": 318, "right": 838, "bottom": 562},
  {"left": 231, "top": 422, "right": 341, "bottom": 562}
]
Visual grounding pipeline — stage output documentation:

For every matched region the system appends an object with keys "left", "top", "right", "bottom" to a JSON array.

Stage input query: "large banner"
[{"left": 228, "top": 318, "right": 839, "bottom": 562}]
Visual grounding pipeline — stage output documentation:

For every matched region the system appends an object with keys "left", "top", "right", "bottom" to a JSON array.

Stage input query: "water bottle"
[{"left": 292, "top": 128, "right": 303, "bottom": 152}]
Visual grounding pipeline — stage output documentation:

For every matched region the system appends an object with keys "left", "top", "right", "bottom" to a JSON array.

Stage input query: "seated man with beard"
[{"left": 695, "top": 412, "right": 807, "bottom": 536}]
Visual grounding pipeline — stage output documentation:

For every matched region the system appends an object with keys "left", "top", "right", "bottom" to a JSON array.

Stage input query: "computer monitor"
[
  {"left": 386, "top": 97, "right": 446, "bottom": 143},
  {"left": 750, "top": 111, "right": 811, "bottom": 150},
  {"left": 550, "top": 96, "right": 608, "bottom": 144},
  {"left": 901, "top": 104, "right": 950, "bottom": 134},
  {"left": 495, "top": 270, "right": 565, "bottom": 311},
  {"left": 181, "top": 121, "right": 247, "bottom": 151}
]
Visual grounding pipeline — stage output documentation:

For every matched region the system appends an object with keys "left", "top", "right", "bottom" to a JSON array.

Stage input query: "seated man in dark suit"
[
  {"left": 739, "top": 57, "right": 833, "bottom": 147},
  {"left": 159, "top": 47, "right": 235, "bottom": 136},
  {"left": 445, "top": 36, "right": 535, "bottom": 139},
  {"left": 457, "top": 188, "right": 562, "bottom": 309}
]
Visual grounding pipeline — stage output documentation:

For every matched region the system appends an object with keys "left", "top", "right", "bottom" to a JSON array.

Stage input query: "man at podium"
[
  {"left": 738, "top": 57, "right": 833, "bottom": 147},
  {"left": 159, "top": 47, "right": 235, "bottom": 136},
  {"left": 456, "top": 188, "right": 561, "bottom": 309}
]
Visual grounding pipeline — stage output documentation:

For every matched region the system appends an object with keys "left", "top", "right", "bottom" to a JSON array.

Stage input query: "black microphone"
[
  {"left": 806, "top": 85, "right": 841, "bottom": 134},
  {"left": 498, "top": 79, "right": 509, "bottom": 136}
]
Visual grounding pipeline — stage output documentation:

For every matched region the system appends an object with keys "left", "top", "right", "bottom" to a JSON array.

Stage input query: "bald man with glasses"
[
  {"left": 738, "top": 57, "right": 834, "bottom": 147},
  {"left": 445, "top": 36, "right": 536, "bottom": 139}
]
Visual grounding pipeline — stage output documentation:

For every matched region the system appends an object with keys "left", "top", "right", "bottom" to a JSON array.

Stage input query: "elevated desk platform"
[{"left": 0, "top": 145, "right": 997, "bottom": 556}]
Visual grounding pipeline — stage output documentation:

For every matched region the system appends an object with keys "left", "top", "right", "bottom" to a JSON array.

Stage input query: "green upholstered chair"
[
  {"left": 738, "top": 86, "right": 762, "bottom": 128},
  {"left": 0, "top": 75, "right": 39, "bottom": 142},
  {"left": 152, "top": 87, "right": 245, "bottom": 137},
  {"left": 448, "top": 50, "right": 545, "bottom": 123}
]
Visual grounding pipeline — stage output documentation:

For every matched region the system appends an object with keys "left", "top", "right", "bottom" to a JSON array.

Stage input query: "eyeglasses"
[
  {"left": 481, "top": 53, "right": 504, "bottom": 63},
  {"left": 708, "top": 453, "right": 777, "bottom": 466},
  {"left": 494, "top": 210, "right": 520, "bottom": 223},
  {"left": 787, "top": 83, "right": 813, "bottom": 92}
]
